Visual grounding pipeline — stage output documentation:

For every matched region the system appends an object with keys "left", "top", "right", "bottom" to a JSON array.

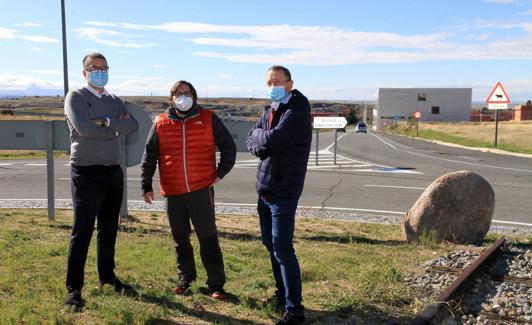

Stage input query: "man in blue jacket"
[{"left": 246, "top": 66, "right": 312, "bottom": 325}]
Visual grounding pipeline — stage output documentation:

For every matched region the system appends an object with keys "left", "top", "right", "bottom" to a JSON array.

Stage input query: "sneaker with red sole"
[
  {"left": 209, "top": 287, "right": 225, "bottom": 300},
  {"left": 173, "top": 282, "right": 191, "bottom": 295}
]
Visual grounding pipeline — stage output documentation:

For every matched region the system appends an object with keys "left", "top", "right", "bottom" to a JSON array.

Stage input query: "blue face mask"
[
  {"left": 267, "top": 86, "right": 288, "bottom": 102},
  {"left": 87, "top": 70, "right": 108, "bottom": 88}
]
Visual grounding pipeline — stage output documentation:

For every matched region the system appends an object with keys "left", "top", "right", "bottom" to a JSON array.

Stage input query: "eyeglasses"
[
  {"left": 175, "top": 91, "right": 193, "bottom": 97},
  {"left": 86, "top": 65, "right": 110, "bottom": 72}
]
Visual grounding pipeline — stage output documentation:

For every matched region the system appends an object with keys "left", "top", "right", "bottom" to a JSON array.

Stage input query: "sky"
[{"left": 1, "top": 0, "right": 531, "bottom": 102}]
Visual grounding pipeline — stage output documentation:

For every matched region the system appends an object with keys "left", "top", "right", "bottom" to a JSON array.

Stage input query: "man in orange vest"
[{"left": 140, "top": 80, "right": 236, "bottom": 299}]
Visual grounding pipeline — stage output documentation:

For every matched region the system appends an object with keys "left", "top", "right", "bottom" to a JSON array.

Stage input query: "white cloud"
[
  {"left": 0, "top": 26, "right": 58, "bottom": 43},
  {"left": 19, "top": 35, "right": 58, "bottom": 43},
  {"left": 73, "top": 27, "right": 156, "bottom": 48},
  {"left": 0, "top": 73, "right": 62, "bottom": 90},
  {"left": 16, "top": 22, "right": 44, "bottom": 27},
  {"left": 153, "top": 64, "right": 165, "bottom": 68},
  {"left": 0, "top": 27, "right": 17, "bottom": 39},
  {"left": 85, "top": 21, "right": 151, "bottom": 30},
  {"left": 464, "top": 33, "right": 491, "bottom": 41},
  {"left": 522, "top": 9, "right": 532, "bottom": 16},
  {"left": 83, "top": 20, "right": 532, "bottom": 65},
  {"left": 31, "top": 48, "right": 43, "bottom": 53}
]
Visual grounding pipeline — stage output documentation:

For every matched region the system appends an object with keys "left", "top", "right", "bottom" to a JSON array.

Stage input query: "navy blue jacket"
[{"left": 246, "top": 89, "right": 312, "bottom": 199}]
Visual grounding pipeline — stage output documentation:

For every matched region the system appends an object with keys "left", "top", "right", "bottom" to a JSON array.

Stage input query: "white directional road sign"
[
  {"left": 488, "top": 103, "right": 508, "bottom": 110},
  {"left": 313, "top": 116, "right": 348, "bottom": 129}
]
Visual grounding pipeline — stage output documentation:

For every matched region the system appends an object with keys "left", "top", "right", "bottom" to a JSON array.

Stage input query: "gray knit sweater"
[{"left": 64, "top": 87, "right": 138, "bottom": 166}]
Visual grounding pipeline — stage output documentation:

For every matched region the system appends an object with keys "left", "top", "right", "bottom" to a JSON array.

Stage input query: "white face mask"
[{"left": 174, "top": 95, "right": 194, "bottom": 112}]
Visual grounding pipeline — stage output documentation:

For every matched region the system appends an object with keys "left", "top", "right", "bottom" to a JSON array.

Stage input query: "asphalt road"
[{"left": 0, "top": 130, "right": 531, "bottom": 228}]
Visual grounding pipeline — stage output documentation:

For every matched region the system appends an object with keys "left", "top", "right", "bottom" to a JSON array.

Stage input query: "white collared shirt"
[
  {"left": 85, "top": 83, "right": 109, "bottom": 99},
  {"left": 271, "top": 92, "right": 292, "bottom": 110}
]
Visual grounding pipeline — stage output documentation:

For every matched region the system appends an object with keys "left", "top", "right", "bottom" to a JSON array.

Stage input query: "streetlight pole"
[{"left": 61, "top": 0, "right": 69, "bottom": 96}]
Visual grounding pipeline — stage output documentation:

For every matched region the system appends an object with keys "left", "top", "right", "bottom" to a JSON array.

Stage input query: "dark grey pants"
[
  {"left": 166, "top": 186, "right": 225, "bottom": 289},
  {"left": 66, "top": 165, "right": 123, "bottom": 292}
]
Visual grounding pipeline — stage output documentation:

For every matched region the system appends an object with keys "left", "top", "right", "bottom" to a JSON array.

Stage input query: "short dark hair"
[
  {"left": 82, "top": 52, "right": 107, "bottom": 68},
  {"left": 267, "top": 65, "right": 291, "bottom": 81},
  {"left": 168, "top": 80, "right": 198, "bottom": 104}
]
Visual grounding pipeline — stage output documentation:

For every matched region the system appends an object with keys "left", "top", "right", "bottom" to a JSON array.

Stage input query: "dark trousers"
[
  {"left": 258, "top": 196, "right": 304, "bottom": 314},
  {"left": 166, "top": 187, "right": 225, "bottom": 289},
  {"left": 66, "top": 165, "right": 123, "bottom": 292}
]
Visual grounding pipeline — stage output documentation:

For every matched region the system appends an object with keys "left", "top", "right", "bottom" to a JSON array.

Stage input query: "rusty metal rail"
[{"left": 409, "top": 238, "right": 506, "bottom": 325}]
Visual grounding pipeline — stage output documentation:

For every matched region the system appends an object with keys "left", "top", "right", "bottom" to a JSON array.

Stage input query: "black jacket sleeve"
[
  {"left": 140, "top": 123, "right": 158, "bottom": 194},
  {"left": 246, "top": 108, "right": 270, "bottom": 158},
  {"left": 212, "top": 113, "right": 236, "bottom": 179}
]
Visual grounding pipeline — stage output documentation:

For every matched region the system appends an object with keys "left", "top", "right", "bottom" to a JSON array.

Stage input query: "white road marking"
[
  {"left": 24, "top": 163, "right": 46, "bottom": 166},
  {"left": 369, "top": 131, "right": 398, "bottom": 150},
  {"left": 0, "top": 163, "right": 13, "bottom": 166},
  {"left": 370, "top": 132, "right": 532, "bottom": 173},
  {"left": 364, "top": 184, "right": 426, "bottom": 190},
  {"left": 233, "top": 141, "right": 424, "bottom": 174},
  {"left": 355, "top": 168, "right": 422, "bottom": 174},
  {"left": 491, "top": 220, "right": 532, "bottom": 226}
]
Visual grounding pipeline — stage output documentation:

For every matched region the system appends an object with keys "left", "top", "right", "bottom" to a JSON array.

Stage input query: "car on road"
[
  {"left": 336, "top": 127, "right": 346, "bottom": 132},
  {"left": 355, "top": 122, "right": 367, "bottom": 133}
]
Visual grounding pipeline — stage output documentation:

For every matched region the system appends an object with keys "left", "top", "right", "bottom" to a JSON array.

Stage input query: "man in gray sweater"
[{"left": 64, "top": 52, "right": 138, "bottom": 310}]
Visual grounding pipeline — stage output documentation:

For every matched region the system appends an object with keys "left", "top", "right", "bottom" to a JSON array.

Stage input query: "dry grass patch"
[
  {"left": 2, "top": 209, "right": 523, "bottom": 324},
  {"left": 391, "top": 121, "right": 532, "bottom": 153}
]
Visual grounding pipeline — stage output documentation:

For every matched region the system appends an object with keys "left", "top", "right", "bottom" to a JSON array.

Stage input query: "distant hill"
[{"left": 0, "top": 86, "right": 62, "bottom": 97}]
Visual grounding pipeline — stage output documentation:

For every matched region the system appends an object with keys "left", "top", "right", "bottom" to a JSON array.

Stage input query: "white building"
[{"left": 373, "top": 88, "right": 472, "bottom": 130}]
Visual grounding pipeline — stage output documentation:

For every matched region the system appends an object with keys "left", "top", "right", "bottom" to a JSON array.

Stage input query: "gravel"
[
  {"left": 406, "top": 245, "right": 532, "bottom": 324},
  {"left": 1, "top": 199, "right": 531, "bottom": 236}
]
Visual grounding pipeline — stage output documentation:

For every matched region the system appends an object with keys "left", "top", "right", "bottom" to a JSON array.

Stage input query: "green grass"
[
  {"left": 0, "top": 150, "right": 68, "bottom": 159},
  {"left": 388, "top": 123, "right": 532, "bottom": 154},
  {"left": 1, "top": 209, "right": 518, "bottom": 324}
]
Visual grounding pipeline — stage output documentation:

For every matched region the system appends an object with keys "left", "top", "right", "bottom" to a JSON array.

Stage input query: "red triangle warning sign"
[{"left": 486, "top": 82, "right": 510, "bottom": 103}]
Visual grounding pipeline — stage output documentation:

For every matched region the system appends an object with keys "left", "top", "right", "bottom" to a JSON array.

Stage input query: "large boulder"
[{"left": 401, "top": 170, "right": 495, "bottom": 244}]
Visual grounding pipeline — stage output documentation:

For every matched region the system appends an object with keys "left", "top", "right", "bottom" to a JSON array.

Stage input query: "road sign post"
[
  {"left": 334, "top": 129, "right": 338, "bottom": 165},
  {"left": 414, "top": 111, "right": 422, "bottom": 137},
  {"left": 315, "top": 129, "right": 319, "bottom": 166},
  {"left": 313, "top": 116, "right": 348, "bottom": 166},
  {"left": 393, "top": 115, "right": 400, "bottom": 131},
  {"left": 486, "top": 82, "right": 510, "bottom": 148},
  {"left": 494, "top": 110, "right": 499, "bottom": 147}
]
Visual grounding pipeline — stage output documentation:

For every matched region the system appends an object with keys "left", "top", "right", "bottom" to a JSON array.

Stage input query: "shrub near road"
[
  {"left": 389, "top": 121, "right": 532, "bottom": 154},
  {"left": 0, "top": 209, "right": 446, "bottom": 324}
]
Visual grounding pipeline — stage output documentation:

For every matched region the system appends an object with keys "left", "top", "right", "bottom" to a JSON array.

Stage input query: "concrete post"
[{"left": 46, "top": 121, "right": 55, "bottom": 220}]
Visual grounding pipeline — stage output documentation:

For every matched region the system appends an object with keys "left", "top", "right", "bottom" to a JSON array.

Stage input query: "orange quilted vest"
[{"left": 155, "top": 109, "right": 216, "bottom": 196}]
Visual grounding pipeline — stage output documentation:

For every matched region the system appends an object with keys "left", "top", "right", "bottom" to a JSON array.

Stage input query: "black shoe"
[
  {"left": 275, "top": 311, "right": 305, "bottom": 325},
  {"left": 100, "top": 277, "right": 134, "bottom": 293},
  {"left": 64, "top": 290, "right": 84, "bottom": 312}
]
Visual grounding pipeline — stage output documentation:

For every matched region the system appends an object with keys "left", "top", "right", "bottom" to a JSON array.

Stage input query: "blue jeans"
[{"left": 258, "top": 196, "right": 304, "bottom": 314}]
